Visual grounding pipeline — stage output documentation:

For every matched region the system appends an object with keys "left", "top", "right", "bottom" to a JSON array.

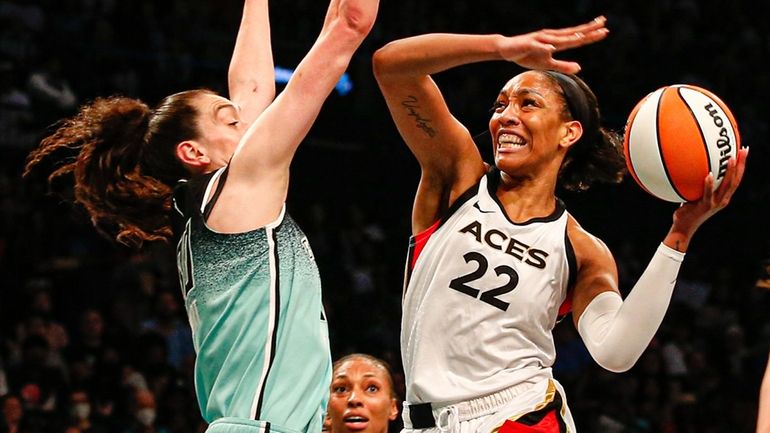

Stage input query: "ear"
[
  {"left": 322, "top": 412, "right": 332, "bottom": 432},
  {"left": 559, "top": 120, "right": 583, "bottom": 150},
  {"left": 176, "top": 140, "right": 211, "bottom": 170},
  {"left": 388, "top": 398, "right": 399, "bottom": 421}
]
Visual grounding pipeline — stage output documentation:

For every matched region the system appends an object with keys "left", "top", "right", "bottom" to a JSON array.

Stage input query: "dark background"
[{"left": 1, "top": 0, "right": 768, "bottom": 432}]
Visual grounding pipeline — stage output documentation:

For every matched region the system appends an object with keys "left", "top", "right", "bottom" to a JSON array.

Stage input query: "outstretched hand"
[
  {"left": 666, "top": 147, "right": 749, "bottom": 250},
  {"left": 499, "top": 16, "right": 609, "bottom": 74}
]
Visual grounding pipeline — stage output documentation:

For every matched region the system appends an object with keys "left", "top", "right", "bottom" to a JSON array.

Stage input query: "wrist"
[
  {"left": 491, "top": 34, "right": 508, "bottom": 60},
  {"left": 663, "top": 229, "right": 693, "bottom": 253}
]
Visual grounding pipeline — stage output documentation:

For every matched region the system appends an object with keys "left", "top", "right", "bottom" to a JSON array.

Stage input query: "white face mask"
[
  {"left": 136, "top": 408, "right": 156, "bottom": 427},
  {"left": 71, "top": 403, "right": 91, "bottom": 420}
]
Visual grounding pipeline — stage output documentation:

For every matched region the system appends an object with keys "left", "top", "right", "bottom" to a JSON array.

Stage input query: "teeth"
[{"left": 498, "top": 134, "right": 525, "bottom": 146}]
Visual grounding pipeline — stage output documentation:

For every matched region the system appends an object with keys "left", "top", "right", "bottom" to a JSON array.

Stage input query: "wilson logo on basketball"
[{"left": 703, "top": 103, "right": 732, "bottom": 180}]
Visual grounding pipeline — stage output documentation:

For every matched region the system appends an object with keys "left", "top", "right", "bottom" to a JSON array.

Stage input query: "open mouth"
[{"left": 343, "top": 415, "right": 370, "bottom": 430}]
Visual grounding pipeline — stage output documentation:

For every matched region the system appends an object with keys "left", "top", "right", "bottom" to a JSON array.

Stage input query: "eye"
[
  {"left": 490, "top": 100, "right": 506, "bottom": 113},
  {"left": 332, "top": 385, "right": 347, "bottom": 393},
  {"left": 522, "top": 98, "right": 538, "bottom": 107},
  {"left": 366, "top": 384, "right": 380, "bottom": 393},
  {"left": 228, "top": 121, "right": 240, "bottom": 127}
]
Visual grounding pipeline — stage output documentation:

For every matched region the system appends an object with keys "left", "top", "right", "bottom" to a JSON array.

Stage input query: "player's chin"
[{"left": 494, "top": 154, "right": 527, "bottom": 174}]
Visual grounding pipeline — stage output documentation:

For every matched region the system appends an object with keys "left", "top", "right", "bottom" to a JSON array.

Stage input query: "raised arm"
[
  {"left": 228, "top": 0, "right": 275, "bottom": 125},
  {"left": 759, "top": 352, "right": 770, "bottom": 433},
  {"left": 570, "top": 149, "right": 748, "bottom": 373},
  {"left": 372, "top": 34, "right": 495, "bottom": 233},
  {"left": 206, "top": 0, "right": 379, "bottom": 232},
  {"left": 371, "top": 18, "right": 609, "bottom": 232}
]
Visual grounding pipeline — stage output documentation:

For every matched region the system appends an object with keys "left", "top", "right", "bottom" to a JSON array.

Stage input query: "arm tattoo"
[{"left": 401, "top": 95, "right": 437, "bottom": 138}]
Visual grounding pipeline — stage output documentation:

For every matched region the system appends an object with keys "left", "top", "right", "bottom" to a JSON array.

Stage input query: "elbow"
[
  {"left": 592, "top": 351, "right": 639, "bottom": 373},
  {"left": 371, "top": 47, "right": 388, "bottom": 80},
  {"left": 338, "top": 4, "right": 376, "bottom": 40},
  {"left": 372, "top": 43, "right": 400, "bottom": 82}
]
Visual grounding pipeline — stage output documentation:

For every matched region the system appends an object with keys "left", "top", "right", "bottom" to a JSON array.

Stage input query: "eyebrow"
[
  {"left": 213, "top": 103, "right": 238, "bottom": 116},
  {"left": 333, "top": 373, "right": 380, "bottom": 380},
  {"left": 514, "top": 88, "right": 545, "bottom": 98}
]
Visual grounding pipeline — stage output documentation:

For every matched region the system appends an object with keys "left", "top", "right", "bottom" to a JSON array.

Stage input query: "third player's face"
[{"left": 328, "top": 358, "right": 398, "bottom": 433}]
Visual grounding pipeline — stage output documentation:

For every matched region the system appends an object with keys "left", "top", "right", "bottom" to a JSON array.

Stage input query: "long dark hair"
[
  {"left": 24, "top": 89, "right": 215, "bottom": 248},
  {"left": 541, "top": 71, "right": 626, "bottom": 191}
]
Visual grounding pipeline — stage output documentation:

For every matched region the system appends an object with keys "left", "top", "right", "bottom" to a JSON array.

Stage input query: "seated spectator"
[
  {"left": 0, "top": 394, "right": 22, "bottom": 433},
  {"left": 63, "top": 388, "right": 108, "bottom": 433},
  {"left": 122, "top": 389, "right": 167, "bottom": 433},
  {"left": 27, "top": 53, "right": 78, "bottom": 126}
]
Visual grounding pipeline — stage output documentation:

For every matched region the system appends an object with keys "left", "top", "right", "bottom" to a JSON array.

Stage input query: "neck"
[{"left": 495, "top": 170, "right": 558, "bottom": 223}]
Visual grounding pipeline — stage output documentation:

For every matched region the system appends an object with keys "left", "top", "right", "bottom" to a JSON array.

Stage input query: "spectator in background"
[
  {"left": 67, "top": 308, "right": 106, "bottom": 369},
  {"left": 27, "top": 52, "right": 78, "bottom": 127},
  {"left": 140, "top": 291, "right": 193, "bottom": 370},
  {"left": 123, "top": 389, "right": 167, "bottom": 433},
  {"left": 7, "top": 335, "right": 65, "bottom": 416},
  {"left": 0, "top": 60, "right": 34, "bottom": 149},
  {"left": 0, "top": 394, "right": 23, "bottom": 433},
  {"left": 64, "top": 388, "right": 108, "bottom": 433}
]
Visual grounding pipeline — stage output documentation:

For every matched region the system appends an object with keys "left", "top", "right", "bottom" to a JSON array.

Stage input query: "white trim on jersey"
[
  {"left": 250, "top": 223, "right": 280, "bottom": 419},
  {"left": 199, "top": 167, "right": 227, "bottom": 214},
  {"left": 172, "top": 179, "right": 188, "bottom": 217}
]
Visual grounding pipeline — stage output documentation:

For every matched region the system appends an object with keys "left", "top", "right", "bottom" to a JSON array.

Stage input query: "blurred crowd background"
[{"left": 1, "top": 0, "right": 769, "bottom": 432}]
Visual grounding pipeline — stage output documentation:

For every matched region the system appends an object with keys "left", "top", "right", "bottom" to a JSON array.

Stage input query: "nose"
[
  {"left": 347, "top": 390, "right": 363, "bottom": 407},
  {"left": 498, "top": 104, "right": 521, "bottom": 126}
]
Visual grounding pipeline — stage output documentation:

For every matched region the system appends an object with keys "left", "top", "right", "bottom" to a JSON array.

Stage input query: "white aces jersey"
[{"left": 402, "top": 168, "right": 577, "bottom": 405}]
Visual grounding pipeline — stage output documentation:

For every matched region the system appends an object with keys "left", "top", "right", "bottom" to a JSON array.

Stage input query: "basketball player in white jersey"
[{"left": 373, "top": 16, "right": 748, "bottom": 433}]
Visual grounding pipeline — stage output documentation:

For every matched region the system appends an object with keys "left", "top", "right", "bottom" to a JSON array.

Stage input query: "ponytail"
[
  {"left": 24, "top": 95, "right": 195, "bottom": 248},
  {"left": 541, "top": 71, "right": 627, "bottom": 192}
]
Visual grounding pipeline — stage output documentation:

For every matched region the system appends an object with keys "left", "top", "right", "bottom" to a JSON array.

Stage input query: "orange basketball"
[{"left": 623, "top": 85, "right": 741, "bottom": 202}]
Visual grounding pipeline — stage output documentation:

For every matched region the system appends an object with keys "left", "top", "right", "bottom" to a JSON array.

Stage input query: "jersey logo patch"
[
  {"left": 473, "top": 202, "right": 495, "bottom": 213},
  {"left": 301, "top": 236, "right": 315, "bottom": 260}
]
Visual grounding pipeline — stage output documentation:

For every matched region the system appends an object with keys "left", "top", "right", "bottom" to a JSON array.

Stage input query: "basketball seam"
[
  {"left": 677, "top": 86, "right": 712, "bottom": 176},
  {"left": 624, "top": 96, "right": 652, "bottom": 197},
  {"left": 656, "top": 88, "right": 687, "bottom": 202}
]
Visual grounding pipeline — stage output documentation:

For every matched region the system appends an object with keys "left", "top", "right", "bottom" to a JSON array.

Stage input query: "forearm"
[
  {"left": 230, "top": 13, "right": 373, "bottom": 173},
  {"left": 578, "top": 243, "right": 685, "bottom": 372},
  {"left": 228, "top": 0, "right": 274, "bottom": 116},
  {"left": 373, "top": 33, "right": 505, "bottom": 78},
  {"left": 759, "top": 355, "right": 770, "bottom": 433}
]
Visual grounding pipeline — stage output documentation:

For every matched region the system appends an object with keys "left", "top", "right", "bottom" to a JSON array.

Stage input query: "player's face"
[
  {"left": 328, "top": 358, "right": 398, "bottom": 433},
  {"left": 489, "top": 71, "right": 575, "bottom": 177},
  {"left": 192, "top": 93, "right": 245, "bottom": 169}
]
